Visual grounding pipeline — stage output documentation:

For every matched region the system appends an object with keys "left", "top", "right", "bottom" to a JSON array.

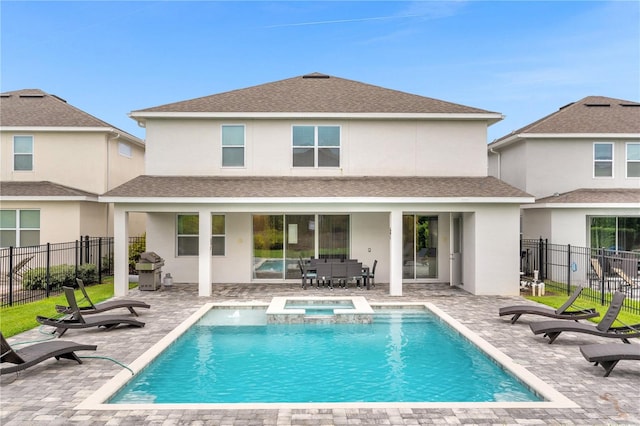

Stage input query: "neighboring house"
[
  {"left": 488, "top": 96, "right": 640, "bottom": 251},
  {"left": 103, "top": 73, "right": 532, "bottom": 297},
  {"left": 0, "top": 89, "right": 146, "bottom": 246}
]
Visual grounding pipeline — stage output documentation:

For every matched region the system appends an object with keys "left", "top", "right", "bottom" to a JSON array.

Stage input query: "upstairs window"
[
  {"left": 626, "top": 143, "right": 640, "bottom": 178},
  {"left": 13, "top": 136, "right": 33, "bottom": 171},
  {"left": 0, "top": 209, "right": 40, "bottom": 247},
  {"left": 593, "top": 143, "right": 613, "bottom": 177},
  {"left": 292, "top": 125, "right": 340, "bottom": 167},
  {"left": 222, "top": 125, "right": 245, "bottom": 167}
]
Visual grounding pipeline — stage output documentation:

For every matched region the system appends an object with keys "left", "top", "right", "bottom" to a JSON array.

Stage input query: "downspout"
[{"left": 489, "top": 147, "right": 501, "bottom": 179}]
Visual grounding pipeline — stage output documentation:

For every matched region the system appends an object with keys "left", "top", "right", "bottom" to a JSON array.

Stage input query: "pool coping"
[{"left": 76, "top": 300, "right": 578, "bottom": 411}]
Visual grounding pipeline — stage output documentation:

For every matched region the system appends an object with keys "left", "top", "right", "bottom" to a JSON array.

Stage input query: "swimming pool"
[{"left": 80, "top": 301, "right": 576, "bottom": 410}]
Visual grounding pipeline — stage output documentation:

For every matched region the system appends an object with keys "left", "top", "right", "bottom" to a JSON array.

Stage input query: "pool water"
[{"left": 109, "top": 309, "right": 540, "bottom": 404}]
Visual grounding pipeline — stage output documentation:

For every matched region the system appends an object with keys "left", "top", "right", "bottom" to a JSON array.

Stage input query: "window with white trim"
[
  {"left": 292, "top": 125, "right": 340, "bottom": 167},
  {"left": 176, "top": 214, "right": 226, "bottom": 256},
  {"left": 0, "top": 209, "right": 40, "bottom": 247},
  {"left": 221, "top": 125, "right": 245, "bottom": 167},
  {"left": 593, "top": 143, "right": 613, "bottom": 177},
  {"left": 211, "top": 215, "right": 226, "bottom": 256},
  {"left": 177, "top": 214, "right": 199, "bottom": 256},
  {"left": 118, "top": 142, "right": 132, "bottom": 158},
  {"left": 13, "top": 136, "right": 33, "bottom": 171},
  {"left": 626, "top": 143, "right": 640, "bottom": 178}
]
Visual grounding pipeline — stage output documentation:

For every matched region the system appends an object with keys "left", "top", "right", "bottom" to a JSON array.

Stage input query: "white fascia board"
[
  {"left": 129, "top": 111, "right": 504, "bottom": 122},
  {"left": 523, "top": 202, "right": 640, "bottom": 209},
  {"left": 521, "top": 133, "right": 640, "bottom": 139},
  {"left": 0, "top": 126, "right": 144, "bottom": 145},
  {"left": 488, "top": 133, "right": 640, "bottom": 151},
  {"left": 0, "top": 196, "right": 99, "bottom": 202},
  {"left": 100, "top": 196, "right": 534, "bottom": 205}
]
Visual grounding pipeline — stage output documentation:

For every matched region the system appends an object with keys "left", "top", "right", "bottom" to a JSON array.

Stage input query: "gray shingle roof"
[
  {"left": 102, "top": 175, "right": 531, "bottom": 199},
  {"left": 0, "top": 181, "right": 98, "bottom": 198},
  {"left": 0, "top": 89, "right": 142, "bottom": 143},
  {"left": 535, "top": 188, "right": 640, "bottom": 204},
  {"left": 492, "top": 96, "right": 640, "bottom": 145},
  {"left": 133, "top": 73, "right": 497, "bottom": 115}
]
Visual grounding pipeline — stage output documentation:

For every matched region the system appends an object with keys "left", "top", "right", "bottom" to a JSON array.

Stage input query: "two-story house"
[
  {"left": 103, "top": 73, "right": 532, "bottom": 297},
  {"left": 488, "top": 96, "right": 640, "bottom": 252},
  {"left": 0, "top": 89, "right": 146, "bottom": 246}
]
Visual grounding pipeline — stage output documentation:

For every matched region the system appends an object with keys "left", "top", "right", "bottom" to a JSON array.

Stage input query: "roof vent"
[
  {"left": 559, "top": 102, "right": 574, "bottom": 110},
  {"left": 303, "top": 73, "right": 330, "bottom": 79},
  {"left": 0, "top": 94, "right": 11, "bottom": 98},
  {"left": 19, "top": 94, "right": 45, "bottom": 98},
  {"left": 620, "top": 103, "right": 640, "bottom": 107},
  {"left": 584, "top": 103, "right": 610, "bottom": 107}
]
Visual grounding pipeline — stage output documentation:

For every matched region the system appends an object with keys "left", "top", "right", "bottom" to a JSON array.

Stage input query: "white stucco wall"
[
  {"left": 493, "top": 138, "right": 640, "bottom": 198},
  {"left": 1, "top": 200, "right": 108, "bottom": 244},
  {"left": 468, "top": 205, "right": 521, "bottom": 295},
  {"left": 144, "top": 119, "right": 489, "bottom": 177}
]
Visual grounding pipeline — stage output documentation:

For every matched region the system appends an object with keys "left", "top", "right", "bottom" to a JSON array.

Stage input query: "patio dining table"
[{"left": 303, "top": 259, "right": 371, "bottom": 290}]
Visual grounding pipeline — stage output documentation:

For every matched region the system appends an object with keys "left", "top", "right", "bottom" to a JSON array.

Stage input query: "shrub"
[
  {"left": 77, "top": 263, "right": 98, "bottom": 284},
  {"left": 22, "top": 265, "right": 75, "bottom": 290},
  {"left": 129, "top": 234, "right": 146, "bottom": 274}
]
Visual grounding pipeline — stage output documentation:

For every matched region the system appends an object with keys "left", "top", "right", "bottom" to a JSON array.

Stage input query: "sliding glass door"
[
  {"left": 403, "top": 215, "right": 438, "bottom": 280},
  {"left": 253, "top": 214, "right": 350, "bottom": 280}
]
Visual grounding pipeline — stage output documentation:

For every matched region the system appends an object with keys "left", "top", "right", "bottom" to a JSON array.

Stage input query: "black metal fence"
[
  {"left": 521, "top": 238, "right": 640, "bottom": 315},
  {"left": 0, "top": 236, "right": 145, "bottom": 307}
]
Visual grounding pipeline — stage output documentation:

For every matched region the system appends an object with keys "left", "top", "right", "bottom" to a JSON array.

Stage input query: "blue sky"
[{"left": 2, "top": 1, "right": 639, "bottom": 142}]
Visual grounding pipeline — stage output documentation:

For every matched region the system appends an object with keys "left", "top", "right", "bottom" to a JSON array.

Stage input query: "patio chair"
[
  {"left": 55, "top": 278, "right": 150, "bottom": 316},
  {"left": 580, "top": 343, "right": 640, "bottom": 377},
  {"left": 1, "top": 332, "right": 97, "bottom": 375},
  {"left": 499, "top": 285, "right": 599, "bottom": 324},
  {"left": 37, "top": 287, "right": 145, "bottom": 337},
  {"left": 331, "top": 262, "right": 349, "bottom": 288},
  {"left": 297, "top": 260, "right": 317, "bottom": 289},
  {"left": 364, "top": 260, "right": 377, "bottom": 287},
  {"left": 315, "top": 263, "right": 333, "bottom": 289},
  {"left": 611, "top": 267, "right": 640, "bottom": 295},
  {"left": 7, "top": 256, "right": 34, "bottom": 282},
  {"left": 529, "top": 291, "right": 640, "bottom": 344}
]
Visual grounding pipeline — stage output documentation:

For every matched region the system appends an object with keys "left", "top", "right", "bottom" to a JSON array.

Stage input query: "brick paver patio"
[{"left": 1, "top": 283, "right": 639, "bottom": 425}]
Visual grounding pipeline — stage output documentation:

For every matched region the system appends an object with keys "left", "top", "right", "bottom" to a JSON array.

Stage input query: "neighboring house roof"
[
  {"left": 101, "top": 175, "right": 531, "bottom": 201},
  {"left": 490, "top": 96, "right": 640, "bottom": 148},
  {"left": 130, "top": 73, "right": 501, "bottom": 122},
  {"left": 0, "top": 181, "right": 98, "bottom": 200},
  {"left": 529, "top": 188, "right": 640, "bottom": 207},
  {"left": 0, "top": 89, "right": 143, "bottom": 145}
]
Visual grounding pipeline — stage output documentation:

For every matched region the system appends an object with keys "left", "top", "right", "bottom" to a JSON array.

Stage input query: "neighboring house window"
[
  {"left": 177, "top": 214, "right": 227, "bottom": 256},
  {"left": 593, "top": 143, "right": 613, "bottom": 177},
  {"left": 626, "top": 143, "right": 640, "bottom": 178},
  {"left": 13, "top": 136, "right": 33, "bottom": 171},
  {"left": 292, "top": 125, "right": 340, "bottom": 167},
  {"left": 222, "top": 125, "right": 245, "bottom": 167},
  {"left": 118, "top": 142, "right": 132, "bottom": 158},
  {"left": 590, "top": 216, "right": 640, "bottom": 252},
  {"left": 211, "top": 215, "right": 226, "bottom": 256},
  {"left": 177, "top": 214, "right": 199, "bottom": 256},
  {"left": 0, "top": 209, "right": 40, "bottom": 247}
]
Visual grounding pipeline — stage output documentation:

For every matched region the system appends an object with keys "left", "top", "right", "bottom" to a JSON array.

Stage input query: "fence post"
[
  {"left": 567, "top": 244, "right": 571, "bottom": 295},
  {"left": 98, "top": 237, "right": 103, "bottom": 284},
  {"left": 45, "top": 242, "right": 51, "bottom": 297},
  {"left": 8, "top": 246, "right": 14, "bottom": 306}
]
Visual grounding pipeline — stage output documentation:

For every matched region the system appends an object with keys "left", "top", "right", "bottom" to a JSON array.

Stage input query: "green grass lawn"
[
  {"left": 0, "top": 277, "right": 137, "bottom": 338},
  {"left": 527, "top": 291, "right": 640, "bottom": 327}
]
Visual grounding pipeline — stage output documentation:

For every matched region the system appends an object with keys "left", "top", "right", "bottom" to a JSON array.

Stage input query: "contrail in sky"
[{"left": 263, "top": 14, "right": 423, "bottom": 28}]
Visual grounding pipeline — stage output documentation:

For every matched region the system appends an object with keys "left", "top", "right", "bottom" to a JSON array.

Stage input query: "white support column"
[
  {"left": 389, "top": 208, "right": 403, "bottom": 296},
  {"left": 113, "top": 208, "right": 129, "bottom": 297},
  {"left": 198, "top": 210, "right": 212, "bottom": 297}
]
